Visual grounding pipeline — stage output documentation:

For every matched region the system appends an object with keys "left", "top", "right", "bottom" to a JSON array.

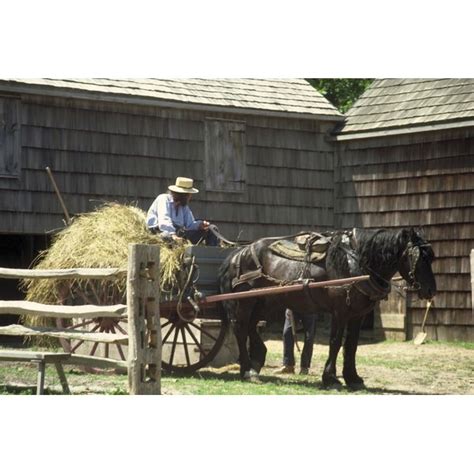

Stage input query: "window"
[
  {"left": 0, "top": 97, "right": 21, "bottom": 177},
  {"left": 204, "top": 119, "right": 246, "bottom": 193}
]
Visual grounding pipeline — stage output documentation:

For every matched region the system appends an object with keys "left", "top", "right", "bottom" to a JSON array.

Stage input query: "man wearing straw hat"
[{"left": 146, "top": 177, "right": 218, "bottom": 245}]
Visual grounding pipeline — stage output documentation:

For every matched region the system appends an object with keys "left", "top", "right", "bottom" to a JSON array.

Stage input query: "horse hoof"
[
  {"left": 346, "top": 380, "right": 366, "bottom": 391},
  {"left": 322, "top": 375, "right": 342, "bottom": 389},
  {"left": 343, "top": 374, "right": 365, "bottom": 390},
  {"left": 243, "top": 369, "right": 260, "bottom": 382}
]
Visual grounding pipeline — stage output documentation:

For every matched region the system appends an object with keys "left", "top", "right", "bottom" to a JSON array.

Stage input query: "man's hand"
[
  {"left": 171, "top": 234, "right": 183, "bottom": 242},
  {"left": 199, "top": 220, "right": 210, "bottom": 231}
]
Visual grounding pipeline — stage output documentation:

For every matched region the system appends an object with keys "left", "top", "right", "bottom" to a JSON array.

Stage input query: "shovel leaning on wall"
[{"left": 414, "top": 299, "right": 433, "bottom": 345}]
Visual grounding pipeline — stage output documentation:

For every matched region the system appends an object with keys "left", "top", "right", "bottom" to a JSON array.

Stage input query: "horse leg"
[
  {"left": 233, "top": 307, "right": 253, "bottom": 380},
  {"left": 322, "top": 314, "right": 345, "bottom": 387},
  {"left": 248, "top": 317, "right": 267, "bottom": 374},
  {"left": 342, "top": 317, "right": 365, "bottom": 388}
]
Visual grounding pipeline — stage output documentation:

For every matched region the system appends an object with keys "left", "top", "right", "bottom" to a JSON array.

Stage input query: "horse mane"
[
  {"left": 357, "top": 229, "right": 407, "bottom": 273},
  {"left": 327, "top": 228, "right": 410, "bottom": 277}
]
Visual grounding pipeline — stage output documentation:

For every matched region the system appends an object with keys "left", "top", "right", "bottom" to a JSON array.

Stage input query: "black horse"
[{"left": 218, "top": 227, "right": 436, "bottom": 387}]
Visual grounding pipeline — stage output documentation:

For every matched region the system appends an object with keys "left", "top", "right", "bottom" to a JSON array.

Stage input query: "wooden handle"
[
  {"left": 46, "top": 166, "right": 72, "bottom": 225},
  {"left": 420, "top": 299, "right": 433, "bottom": 332}
]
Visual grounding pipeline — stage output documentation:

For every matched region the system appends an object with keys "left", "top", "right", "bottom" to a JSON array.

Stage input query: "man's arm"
[
  {"left": 183, "top": 206, "right": 203, "bottom": 231},
  {"left": 147, "top": 194, "right": 176, "bottom": 235}
]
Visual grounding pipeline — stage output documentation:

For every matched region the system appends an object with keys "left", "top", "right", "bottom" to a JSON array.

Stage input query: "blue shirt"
[{"left": 146, "top": 193, "right": 201, "bottom": 236}]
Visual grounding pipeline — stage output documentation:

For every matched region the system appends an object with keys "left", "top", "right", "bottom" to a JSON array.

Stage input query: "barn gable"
[{"left": 338, "top": 78, "right": 474, "bottom": 136}]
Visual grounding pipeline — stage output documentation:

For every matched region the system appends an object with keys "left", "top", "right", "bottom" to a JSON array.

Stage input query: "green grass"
[
  {"left": 161, "top": 371, "right": 343, "bottom": 395},
  {"left": 425, "top": 340, "right": 474, "bottom": 350},
  {"left": 1, "top": 339, "right": 472, "bottom": 395}
]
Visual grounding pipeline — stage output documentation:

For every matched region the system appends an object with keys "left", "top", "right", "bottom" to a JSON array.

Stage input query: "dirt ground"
[
  {"left": 1, "top": 339, "right": 472, "bottom": 395},
  {"left": 262, "top": 339, "right": 474, "bottom": 395}
]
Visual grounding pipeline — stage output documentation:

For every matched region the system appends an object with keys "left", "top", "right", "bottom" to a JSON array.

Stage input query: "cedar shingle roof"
[
  {"left": 338, "top": 78, "right": 474, "bottom": 135},
  {"left": 0, "top": 78, "right": 343, "bottom": 120}
]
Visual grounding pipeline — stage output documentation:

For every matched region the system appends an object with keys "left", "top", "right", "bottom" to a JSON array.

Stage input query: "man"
[
  {"left": 146, "top": 177, "right": 218, "bottom": 245},
  {"left": 274, "top": 309, "right": 316, "bottom": 375}
]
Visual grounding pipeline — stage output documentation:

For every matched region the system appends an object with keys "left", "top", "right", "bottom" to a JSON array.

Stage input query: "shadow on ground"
[{"left": 163, "top": 368, "right": 427, "bottom": 395}]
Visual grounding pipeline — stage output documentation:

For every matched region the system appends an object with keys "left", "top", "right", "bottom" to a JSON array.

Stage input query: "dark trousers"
[
  {"left": 182, "top": 228, "right": 219, "bottom": 246},
  {"left": 283, "top": 309, "right": 316, "bottom": 369}
]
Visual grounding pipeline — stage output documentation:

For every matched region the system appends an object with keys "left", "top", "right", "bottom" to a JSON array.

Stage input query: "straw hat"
[{"left": 168, "top": 177, "right": 199, "bottom": 194}]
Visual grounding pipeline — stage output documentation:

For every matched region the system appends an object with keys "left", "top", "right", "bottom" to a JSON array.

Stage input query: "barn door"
[
  {"left": 0, "top": 97, "right": 21, "bottom": 177},
  {"left": 204, "top": 119, "right": 246, "bottom": 193}
]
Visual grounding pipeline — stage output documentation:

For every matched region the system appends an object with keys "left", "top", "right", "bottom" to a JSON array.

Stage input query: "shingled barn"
[
  {"left": 333, "top": 79, "right": 474, "bottom": 341},
  {"left": 0, "top": 78, "right": 342, "bottom": 307}
]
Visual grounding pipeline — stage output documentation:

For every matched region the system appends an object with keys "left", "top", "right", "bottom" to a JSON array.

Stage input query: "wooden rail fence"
[{"left": 0, "top": 244, "right": 161, "bottom": 395}]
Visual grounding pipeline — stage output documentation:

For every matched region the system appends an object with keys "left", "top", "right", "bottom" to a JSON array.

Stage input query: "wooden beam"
[
  {"left": 0, "top": 351, "right": 128, "bottom": 370},
  {"left": 0, "top": 300, "right": 127, "bottom": 318},
  {"left": 0, "top": 324, "right": 128, "bottom": 344},
  {"left": 0, "top": 350, "right": 71, "bottom": 362},
  {"left": 0, "top": 267, "right": 126, "bottom": 280},
  {"left": 66, "top": 354, "right": 128, "bottom": 370}
]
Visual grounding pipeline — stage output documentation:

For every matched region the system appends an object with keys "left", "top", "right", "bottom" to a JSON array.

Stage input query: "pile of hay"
[{"left": 22, "top": 203, "right": 191, "bottom": 313}]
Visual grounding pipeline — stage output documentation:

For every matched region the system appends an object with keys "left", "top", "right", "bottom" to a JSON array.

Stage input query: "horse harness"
[
  {"left": 231, "top": 242, "right": 266, "bottom": 289},
  {"left": 338, "top": 229, "right": 392, "bottom": 303},
  {"left": 230, "top": 230, "right": 332, "bottom": 289},
  {"left": 230, "top": 231, "right": 346, "bottom": 308},
  {"left": 228, "top": 227, "right": 432, "bottom": 309}
]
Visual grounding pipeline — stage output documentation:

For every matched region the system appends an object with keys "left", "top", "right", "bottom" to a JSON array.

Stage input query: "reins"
[{"left": 208, "top": 224, "right": 324, "bottom": 248}]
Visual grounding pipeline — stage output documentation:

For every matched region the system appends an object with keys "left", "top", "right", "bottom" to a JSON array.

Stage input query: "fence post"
[{"left": 127, "top": 244, "right": 161, "bottom": 395}]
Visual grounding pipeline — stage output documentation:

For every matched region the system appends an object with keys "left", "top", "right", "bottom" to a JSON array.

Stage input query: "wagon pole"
[
  {"left": 160, "top": 274, "right": 371, "bottom": 313},
  {"left": 45, "top": 166, "right": 72, "bottom": 226}
]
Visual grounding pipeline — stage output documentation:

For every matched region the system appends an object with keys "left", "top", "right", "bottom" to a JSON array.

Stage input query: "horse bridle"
[{"left": 402, "top": 241, "right": 432, "bottom": 291}]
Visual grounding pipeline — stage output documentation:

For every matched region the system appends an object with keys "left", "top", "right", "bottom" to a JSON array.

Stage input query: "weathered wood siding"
[
  {"left": 0, "top": 94, "right": 337, "bottom": 239},
  {"left": 335, "top": 127, "right": 474, "bottom": 341}
]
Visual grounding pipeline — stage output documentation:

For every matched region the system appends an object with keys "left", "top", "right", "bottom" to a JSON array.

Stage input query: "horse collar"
[{"left": 341, "top": 229, "right": 392, "bottom": 302}]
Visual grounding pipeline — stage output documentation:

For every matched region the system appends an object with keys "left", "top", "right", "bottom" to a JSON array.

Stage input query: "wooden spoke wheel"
[
  {"left": 160, "top": 304, "right": 229, "bottom": 374},
  {"left": 56, "top": 316, "right": 128, "bottom": 365},
  {"left": 55, "top": 280, "right": 228, "bottom": 374},
  {"left": 55, "top": 280, "right": 128, "bottom": 373}
]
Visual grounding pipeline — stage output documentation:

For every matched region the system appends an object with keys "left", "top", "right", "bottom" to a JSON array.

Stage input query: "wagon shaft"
[{"left": 159, "top": 274, "right": 371, "bottom": 313}]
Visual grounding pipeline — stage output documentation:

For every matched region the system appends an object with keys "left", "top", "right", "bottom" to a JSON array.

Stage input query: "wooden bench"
[
  {"left": 0, "top": 319, "right": 131, "bottom": 395},
  {"left": 0, "top": 350, "right": 71, "bottom": 395},
  {"left": 0, "top": 300, "right": 129, "bottom": 394}
]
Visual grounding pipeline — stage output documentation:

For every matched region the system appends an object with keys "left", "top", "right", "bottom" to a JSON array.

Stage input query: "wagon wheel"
[
  {"left": 55, "top": 280, "right": 229, "bottom": 374},
  {"left": 160, "top": 302, "right": 229, "bottom": 374},
  {"left": 55, "top": 280, "right": 128, "bottom": 373}
]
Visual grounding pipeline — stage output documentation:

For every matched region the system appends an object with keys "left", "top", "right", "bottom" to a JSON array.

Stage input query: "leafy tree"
[{"left": 307, "top": 79, "right": 373, "bottom": 113}]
